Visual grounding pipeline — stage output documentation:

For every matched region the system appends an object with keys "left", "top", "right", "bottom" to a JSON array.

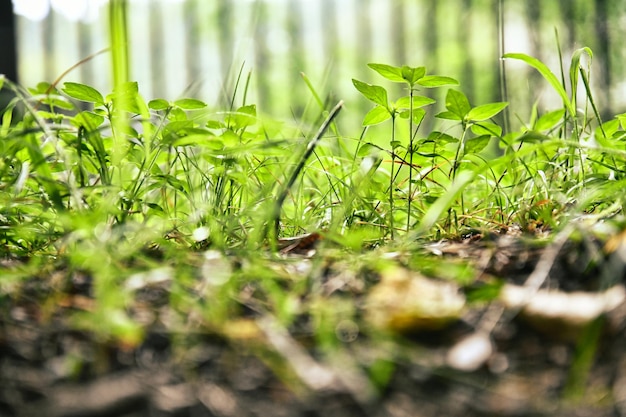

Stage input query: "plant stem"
[
  {"left": 109, "top": 0, "right": 129, "bottom": 89},
  {"left": 271, "top": 101, "right": 344, "bottom": 240},
  {"left": 108, "top": 0, "right": 130, "bottom": 206},
  {"left": 407, "top": 87, "right": 414, "bottom": 232},
  {"left": 389, "top": 114, "right": 397, "bottom": 240}
]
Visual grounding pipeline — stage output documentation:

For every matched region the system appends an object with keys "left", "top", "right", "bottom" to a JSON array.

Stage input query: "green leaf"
[
  {"left": 394, "top": 95, "right": 435, "bottom": 109},
  {"left": 352, "top": 79, "right": 389, "bottom": 108},
  {"left": 230, "top": 104, "right": 257, "bottom": 129},
  {"left": 427, "top": 131, "right": 458, "bottom": 144},
  {"left": 595, "top": 119, "right": 620, "bottom": 142},
  {"left": 174, "top": 98, "right": 207, "bottom": 110},
  {"left": 415, "top": 170, "right": 475, "bottom": 236},
  {"left": 168, "top": 107, "right": 188, "bottom": 121},
  {"left": 435, "top": 110, "right": 462, "bottom": 121},
  {"left": 357, "top": 143, "right": 379, "bottom": 157},
  {"left": 148, "top": 99, "right": 170, "bottom": 110},
  {"left": 399, "top": 108, "right": 426, "bottom": 126},
  {"left": 38, "top": 96, "right": 75, "bottom": 111},
  {"left": 71, "top": 111, "right": 105, "bottom": 130},
  {"left": 146, "top": 203, "right": 165, "bottom": 213},
  {"left": 516, "top": 131, "right": 550, "bottom": 143},
  {"left": 471, "top": 122, "right": 502, "bottom": 137},
  {"left": 206, "top": 120, "right": 226, "bottom": 129},
  {"left": 162, "top": 121, "right": 194, "bottom": 143},
  {"left": 570, "top": 47, "right": 593, "bottom": 109},
  {"left": 503, "top": 53, "right": 575, "bottom": 115},
  {"left": 401, "top": 66, "right": 426, "bottom": 85},
  {"left": 418, "top": 75, "right": 459, "bottom": 88},
  {"left": 464, "top": 135, "right": 490, "bottom": 154},
  {"left": 534, "top": 109, "right": 565, "bottom": 131},
  {"left": 466, "top": 102, "right": 508, "bottom": 122},
  {"left": 171, "top": 134, "right": 216, "bottom": 147},
  {"left": 445, "top": 89, "right": 471, "bottom": 119},
  {"left": 0, "top": 75, "right": 5, "bottom": 91},
  {"left": 362, "top": 106, "right": 391, "bottom": 126},
  {"left": 63, "top": 82, "right": 105, "bottom": 105},
  {"left": 367, "top": 63, "right": 405, "bottom": 82},
  {"left": 108, "top": 81, "right": 141, "bottom": 113},
  {"left": 411, "top": 108, "right": 426, "bottom": 125},
  {"left": 30, "top": 81, "right": 55, "bottom": 95}
]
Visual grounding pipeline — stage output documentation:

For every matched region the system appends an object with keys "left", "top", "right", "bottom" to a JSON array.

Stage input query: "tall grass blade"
[
  {"left": 272, "top": 101, "right": 344, "bottom": 238},
  {"left": 503, "top": 53, "right": 575, "bottom": 116}
]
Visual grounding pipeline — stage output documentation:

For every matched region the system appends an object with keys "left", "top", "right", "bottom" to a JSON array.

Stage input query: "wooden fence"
[{"left": 11, "top": 0, "right": 626, "bottom": 126}]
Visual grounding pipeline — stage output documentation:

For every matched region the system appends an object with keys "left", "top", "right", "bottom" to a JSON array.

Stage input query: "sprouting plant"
[{"left": 352, "top": 64, "right": 458, "bottom": 238}]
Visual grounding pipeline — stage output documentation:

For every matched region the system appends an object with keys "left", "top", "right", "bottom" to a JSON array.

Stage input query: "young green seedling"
[{"left": 353, "top": 64, "right": 457, "bottom": 237}]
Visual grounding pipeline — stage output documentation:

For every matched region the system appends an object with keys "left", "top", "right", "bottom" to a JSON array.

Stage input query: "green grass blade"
[
  {"left": 413, "top": 170, "right": 475, "bottom": 236},
  {"left": 569, "top": 47, "right": 593, "bottom": 111},
  {"left": 503, "top": 53, "right": 575, "bottom": 116}
]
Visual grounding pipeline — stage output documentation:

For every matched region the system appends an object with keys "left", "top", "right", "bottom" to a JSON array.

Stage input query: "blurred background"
[{"left": 3, "top": 0, "right": 626, "bottom": 130}]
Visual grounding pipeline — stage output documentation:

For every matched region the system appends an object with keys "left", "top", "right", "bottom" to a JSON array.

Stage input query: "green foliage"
[
  {"left": 1, "top": 48, "right": 623, "bottom": 252},
  {"left": 2, "top": 45, "right": 626, "bottom": 398}
]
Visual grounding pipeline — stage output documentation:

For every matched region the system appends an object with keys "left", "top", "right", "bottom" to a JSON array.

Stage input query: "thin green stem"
[
  {"left": 407, "top": 88, "right": 414, "bottom": 233},
  {"left": 389, "top": 113, "right": 396, "bottom": 240},
  {"left": 109, "top": 0, "right": 129, "bottom": 90},
  {"left": 108, "top": 0, "right": 130, "bottom": 200}
]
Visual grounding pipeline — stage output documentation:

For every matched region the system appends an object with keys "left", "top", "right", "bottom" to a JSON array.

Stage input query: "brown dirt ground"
[{"left": 2, "top": 228, "right": 626, "bottom": 417}]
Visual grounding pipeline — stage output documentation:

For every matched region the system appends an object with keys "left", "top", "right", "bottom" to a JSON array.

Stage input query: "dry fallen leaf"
[
  {"left": 500, "top": 284, "right": 626, "bottom": 340},
  {"left": 365, "top": 267, "right": 465, "bottom": 333}
]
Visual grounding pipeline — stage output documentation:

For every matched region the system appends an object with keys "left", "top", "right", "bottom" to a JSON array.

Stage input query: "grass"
[{"left": 2, "top": 6, "right": 626, "bottom": 407}]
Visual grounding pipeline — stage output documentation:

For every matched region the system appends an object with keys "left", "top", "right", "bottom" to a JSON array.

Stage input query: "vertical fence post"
[
  {"left": 0, "top": 0, "right": 17, "bottom": 83},
  {"left": 0, "top": 0, "right": 17, "bottom": 117}
]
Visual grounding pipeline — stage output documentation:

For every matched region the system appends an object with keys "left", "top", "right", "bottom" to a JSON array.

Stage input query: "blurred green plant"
[{"left": 1, "top": 45, "right": 626, "bottom": 402}]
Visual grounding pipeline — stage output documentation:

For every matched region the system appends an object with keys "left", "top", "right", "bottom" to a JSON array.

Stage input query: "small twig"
[
  {"left": 47, "top": 48, "right": 111, "bottom": 94},
  {"left": 478, "top": 224, "right": 574, "bottom": 335},
  {"left": 271, "top": 101, "right": 344, "bottom": 237}
]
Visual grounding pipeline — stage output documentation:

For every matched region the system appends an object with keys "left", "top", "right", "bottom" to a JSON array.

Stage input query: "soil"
[{"left": 2, "top": 227, "right": 626, "bottom": 417}]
